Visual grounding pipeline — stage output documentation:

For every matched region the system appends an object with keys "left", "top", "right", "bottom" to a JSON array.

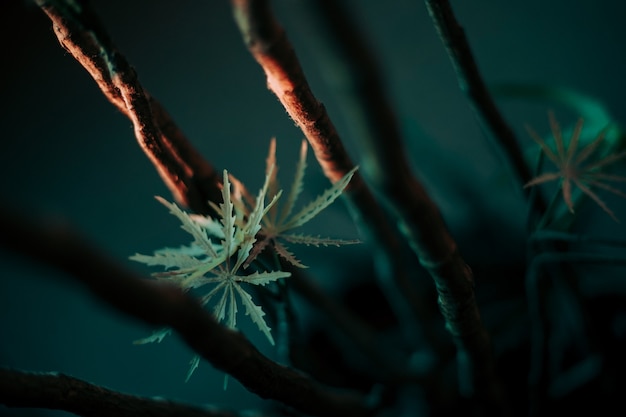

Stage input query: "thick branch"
[
  {"left": 294, "top": 0, "right": 505, "bottom": 411},
  {"left": 36, "top": 0, "right": 221, "bottom": 214},
  {"left": 0, "top": 207, "right": 375, "bottom": 417},
  {"left": 0, "top": 368, "right": 249, "bottom": 417},
  {"left": 229, "top": 0, "right": 431, "bottom": 355}
]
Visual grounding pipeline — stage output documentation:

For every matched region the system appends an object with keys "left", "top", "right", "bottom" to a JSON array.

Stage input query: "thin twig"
[
  {"left": 424, "top": 0, "right": 544, "bottom": 214},
  {"left": 0, "top": 206, "right": 376, "bottom": 417},
  {"left": 0, "top": 368, "right": 252, "bottom": 417},
  {"left": 36, "top": 0, "right": 221, "bottom": 214}
]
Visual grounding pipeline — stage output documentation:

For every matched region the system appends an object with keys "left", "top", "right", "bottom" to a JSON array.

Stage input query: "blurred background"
[{"left": 1, "top": 0, "right": 625, "bottom": 415}]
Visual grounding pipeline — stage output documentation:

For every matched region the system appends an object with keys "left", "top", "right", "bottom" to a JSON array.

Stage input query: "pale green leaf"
[
  {"left": 212, "top": 282, "right": 231, "bottom": 326},
  {"left": 133, "top": 328, "right": 171, "bottom": 345},
  {"left": 218, "top": 170, "right": 238, "bottom": 256},
  {"left": 189, "top": 215, "right": 224, "bottom": 240},
  {"left": 155, "top": 196, "right": 219, "bottom": 259},
  {"left": 279, "top": 139, "right": 308, "bottom": 224},
  {"left": 282, "top": 166, "right": 358, "bottom": 230},
  {"left": 237, "top": 269, "right": 291, "bottom": 286},
  {"left": 129, "top": 252, "right": 203, "bottom": 270},
  {"left": 200, "top": 280, "right": 228, "bottom": 306},
  {"left": 265, "top": 138, "right": 281, "bottom": 222},
  {"left": 227, "top": 284, "right": 238, "bottom": 331},
  {"left": 234, "top": 167, "right": 282, "bottom": 271},
  {"left": 185, "top": 355, "right": 200, "bottom": 382},
  {"left": 233, "top": 284, "right": 274, "bottom": 345},
  {"left": 281, "top": 233, "right": 361, "bottom": 247}
]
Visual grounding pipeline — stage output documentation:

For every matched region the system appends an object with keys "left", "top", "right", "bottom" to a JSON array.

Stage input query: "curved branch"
[
  {"left": 229, "top": 0, "right": 507, "bottom": 412},
  {"left": 229, "top": 0, "right": 431, "bottom": 358},
  {"left": 0, "top": 368, "right": 249, "bottom": 417},
  {"left": 424, "top": 0, "right": 544, "bottom": 213},
  {"left": 0, "top": 206, "right": 376, "bottom": 417},
  {"left": 35, "top": 0, "right": 221, "bottom": 214}
]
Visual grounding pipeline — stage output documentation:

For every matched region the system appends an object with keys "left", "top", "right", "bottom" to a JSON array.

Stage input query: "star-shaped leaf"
[{"left": 525, "top": 112, "right": 626, "bottom": 221}]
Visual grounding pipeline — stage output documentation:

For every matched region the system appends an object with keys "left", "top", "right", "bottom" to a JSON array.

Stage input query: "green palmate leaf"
[
  {"left": 265, "top": 138, "right": 281, "bottom": 222},
  {"left": 282, "top": 233, "right": 361, "bottom": 247},
  {"left": 234, "top": 284, "right": 275, "bottom": 345},
  {"left": 273, "top": 241, "right": 306, "bottom": 268},
  {"left": 185, "top": 355, "right": 201, "bottom": 383},
  {"left": 216, "top": 170, "right": 238, "bottom": 257},
  {"left": 235, "top": 166, "right": 281, "bottom": 270},
  {"left": 189, "top": 214, "right": 225, "bottom": 240},
  {"left": 155, "top": 196, "right": 219, "bottom": 259},
  {"left": 128, "top": 252, "right": 203, "bottom": 270},
  {"left": 279, "top": 139, "right": 308, "bottom": 224},
  {"left": 130, "top": 138, "right": 360, "bottom": 379},
  {"left": 283, "top": 166, "right": 358, "bottom": 230},
  {"left": 238, "top": 270, "right": 291, "bottom": 286}
]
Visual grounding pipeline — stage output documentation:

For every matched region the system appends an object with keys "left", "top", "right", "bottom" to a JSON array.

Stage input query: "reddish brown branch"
[
  {"left": 231, "top": 0, "right": 351, "bottom": 184},
  {"left": 231, "top": 0, "right": 508, "bottom": 412},
  {"left": 297, "top": 0, "right": 506, "bottom": 406},
  {"left": 0, "top": 207, "right": 376, "bottom": 417},
  {"left": 229, "top": 0, "right": 434, "bottom": 355},
  {"left": 0, "top": 368, "right": 249, "bottom": 417},
  {"left": 36, "top": 0, "right": 221, "bottom": 214}
]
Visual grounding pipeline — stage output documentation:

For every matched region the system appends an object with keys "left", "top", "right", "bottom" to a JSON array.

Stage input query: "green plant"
[
  {"left": 130, "top": 140, "right": 358, "bottom": 379},
  {"left": 524, "top": 112, "right": 626, "bottom": 222}
]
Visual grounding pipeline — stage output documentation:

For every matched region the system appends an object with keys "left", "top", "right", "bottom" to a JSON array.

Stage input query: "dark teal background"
[{"left": 2, "top": 0, "right": 626, "bottom": 415}]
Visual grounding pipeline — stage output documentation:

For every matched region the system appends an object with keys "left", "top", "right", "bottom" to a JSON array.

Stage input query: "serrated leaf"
[
  {"left": 279, "top": 139, "right": 308, "bottom": 224},
  {"left": 129, "top": 252, "right": 203, "bottom": 270},
  {"left": 265, "top": 137, "right": 281, "bottom": 223},
  {"left": 274, "top": 241, "right": 307, "bottom": 268},
  {"left": 242, "top": 237, "right": 271, "bottom": 269},
  {"left": 218, "top": 170, "right": 238, "bottom": 256},
  {"left": 237, "top": 269, "right": 291, "bottom": 286},
  {"left": 229, "top": 173, "right": 255, "bottom": 216},
  {"left": 133, "top": 328, "right": 171, "bottom": 345},
  {"left": 185, "top": 355, "right": 201, "bottom": 383},
  {"left": 233, "top": 284, "right": 274, "bottom": 345},
  {"left": 200, "top": 280, "right": 228, "bottom": 306},
  {"left": 155, "top": 243, "right": 210, "bottom": 257},
  {"left": 189, "top": 215, "right": 224, "bottom": 240},
  {"left": 234, "top": 167, "right": 282, "bottom": 271},
  {"left": 282, "top": 166, "right": 358, "bottom": 230},
  {"left": 281, "top": 233, "right": 361, "bottom": 247},
  {"left": 155, "top": 196, "right": 219, "bottom": 259}
]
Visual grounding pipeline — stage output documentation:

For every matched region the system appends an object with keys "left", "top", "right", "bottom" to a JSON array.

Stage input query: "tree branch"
[
  {"left": 0, "top": 206, "right": 376, "bottom": 417},
  {"left": 0, "top": 368, "right": 252, "bottom": 417},
  {"left": 229, "top": 0, "right": 510, "bottom": 412},
  {"left": 229, "top": 0, "right": 432, "bottom": 357},
  {"left": 35, "top": 0, "right": 221, "bottom": 214},
  {"left": 424, "top": 0, "right": 544, "bottom": 213}
]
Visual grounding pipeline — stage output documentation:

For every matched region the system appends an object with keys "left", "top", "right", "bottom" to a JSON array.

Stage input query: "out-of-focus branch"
[
  {"left": 293, "top": 0, "right": 506, "bottom": 411},
  {"left": 0, "top": 207, "right": 376, "bottom": 417},
  {"left": 424, "top": 0, "right": 544, "bottom": 214},
  {"left": 231, "top": 0, "right": 502, "bottom": 405},
  {"left": 229, "top": 0, "right": 431, "bottom": 354},
  {"left": 288, "top": 267, "right": 421, "bottom": 385},
  {"left": 35, "top": 0, "right": 221, "bottom": 214},
  {"left": 35, "top": 0, "right": 414, "bottom": 398},
  {"left": 0, "top": 368, "right": 250, "bottom": 417}
]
